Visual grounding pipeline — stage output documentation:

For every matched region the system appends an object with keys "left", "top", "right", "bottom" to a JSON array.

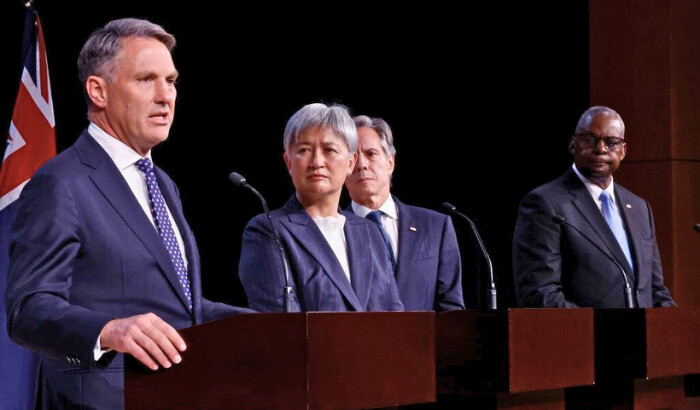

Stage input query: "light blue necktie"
[
  {"left": 136, "top": 158, "right": 193, "bottom": 310},
  {"left": 366, "top": 210, "right": 397, "bottom": 273},
  {"left": 599, "top": 190, "right": 634, "bottom": 271}
]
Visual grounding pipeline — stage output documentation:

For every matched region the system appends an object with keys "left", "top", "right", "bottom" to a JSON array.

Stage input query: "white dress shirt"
[
  {"left": 312, "top": 214, "right": 351, "bottom": 283},
  {"left": 351, "top": 196, "right": 399, "bottom": 257}
]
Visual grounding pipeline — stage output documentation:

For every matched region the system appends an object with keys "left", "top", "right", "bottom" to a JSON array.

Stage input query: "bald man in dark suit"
[{"left": 513, "top": 106, "right": 675, "bottom": 308}]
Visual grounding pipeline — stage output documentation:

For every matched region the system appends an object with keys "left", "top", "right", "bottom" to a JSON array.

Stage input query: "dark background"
[{"left": 0, "top": 1, "right": 590, "bottom": 308}]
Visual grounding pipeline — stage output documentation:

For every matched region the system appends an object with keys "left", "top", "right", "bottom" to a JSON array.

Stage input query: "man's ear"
[
  {"left": 618, "top": 142, "right": 627, "bottom": 162},
  {"left": 388, "top": 154, "right": 395, "bottom": 175},
  {"left": 86, "top": 76, "right": 108, "bottom": 108}
]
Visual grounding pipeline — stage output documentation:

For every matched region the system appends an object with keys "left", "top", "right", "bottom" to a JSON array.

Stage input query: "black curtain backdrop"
[{"left": 0, "top": 1, "right": 589, "bottom": 308}]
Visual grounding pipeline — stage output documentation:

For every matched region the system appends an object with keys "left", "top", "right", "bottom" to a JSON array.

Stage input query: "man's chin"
[
  {"left": 148, "top": 132, "right": 170, "bottom": 145},
  {"left": 350, "top": 180, "right": 376, "bottom": 190},
  {"left": 582, "top": 164, "right": 611, "bottom": 177},
  {"left": 348, "top": 188, "right": 375, "bottom": 200}
]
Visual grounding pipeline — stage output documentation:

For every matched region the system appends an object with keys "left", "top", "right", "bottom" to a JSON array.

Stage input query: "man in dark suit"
[
  {"left": 345, "top": 115, "right": 464, "bottom": 311},
  {"left": 512, "top": 106, "right": 675, "bottom": 308},
  {"left": 5, "top": 18, "right": 250, "bottom": 409}
]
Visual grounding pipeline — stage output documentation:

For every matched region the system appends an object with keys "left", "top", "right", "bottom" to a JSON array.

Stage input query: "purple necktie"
[{"left": 136, "top": 158, "right": 192, "bottom": 310}]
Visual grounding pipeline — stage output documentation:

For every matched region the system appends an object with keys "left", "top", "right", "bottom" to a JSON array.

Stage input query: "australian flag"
[{"left": 0, "top": 5, "right": 56, "bottom": 409}]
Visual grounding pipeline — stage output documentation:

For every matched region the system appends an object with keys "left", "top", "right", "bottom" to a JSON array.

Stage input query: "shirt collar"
[
  {"left": 88, "top": 122, "right": 152, "bottom": 171},
  {"left": 312, "top": 214, "right": 347, "bottom": 230},
  {"left": 572, "top": 163, "right": 616, "bottom": 204},
  {"left": 351, "top": 195, "right": 398, "bottom": 220}
]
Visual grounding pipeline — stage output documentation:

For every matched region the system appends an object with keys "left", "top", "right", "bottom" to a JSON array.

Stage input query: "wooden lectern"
[
  {"left": 125, "top": 312, "right": 435, "bottom": 410},
  {"left": 436, "top": 308, "right": 595, "bottom": 409},
  {"left": 568, "top": 307, "right": 700, "bottom": 409}
]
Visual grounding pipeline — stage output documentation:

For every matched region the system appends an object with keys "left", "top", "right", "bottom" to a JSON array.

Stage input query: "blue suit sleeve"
[
  {"left": 200, "top": 298, "right": 256, "bottom": 320},
  {"left": 512, "top": 191, "right": 579, "bottom": 308},
  {"left": 5, "top": 172, "right": 115, "bottom": 368},
  {"left": 238, "top": 215, "right": 301, "bottom": 312},
  {"left": 435, "top": 216, "right": 465, "bottom": 311},
  {"left": 645, "top": 201, "right": 675, "bottom": 307}
]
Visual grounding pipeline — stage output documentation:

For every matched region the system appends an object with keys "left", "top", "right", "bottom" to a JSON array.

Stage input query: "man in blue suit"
[
  {"left": 512, "top": 106, "right": 675, "bottom": 308},
  {"left": 345, "top": 115, "right": 464, "bottom": 311},
  {"left": 5, "top": 18, "right": 250, "bottom": 409}
]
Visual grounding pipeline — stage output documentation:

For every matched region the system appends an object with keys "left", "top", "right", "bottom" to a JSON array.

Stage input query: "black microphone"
[
  {"left": 229, "top": 172, "right": 298, "bottom": 313},
  {"left": 442, "top": 202, "right": 497, "bottom": 310},
  {"left": 694, "top": 223, "right": 700, "bottom": 233},
  {"left": 552, "top": 215, "right": 635, "bottom": 308}
]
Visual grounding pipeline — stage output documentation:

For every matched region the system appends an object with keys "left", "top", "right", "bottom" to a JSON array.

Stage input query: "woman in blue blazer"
[{"left": 238, "top": 103, "right": 404, "bottom": 312}]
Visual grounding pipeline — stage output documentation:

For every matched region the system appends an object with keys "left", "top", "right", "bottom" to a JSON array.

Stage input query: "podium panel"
[
  {"left": 595, "top": 307, "right": 700, "bottom": 380},
  {"left": 436, "top": 308, "right": 595, "bottom": 394},
  {"left": 125, "top": 312, "right": 435, "bottom": 409},
  {"left": 307, "top": 312, "right": 435, "bottom": 409},
  {"left": 569, "top": 307, "right": 700, "bottom": 408}
]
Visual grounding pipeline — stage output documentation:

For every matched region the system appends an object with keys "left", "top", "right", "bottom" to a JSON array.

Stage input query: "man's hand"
[{"left": 99, "top": 313, "right": 186, "bottom": 371}]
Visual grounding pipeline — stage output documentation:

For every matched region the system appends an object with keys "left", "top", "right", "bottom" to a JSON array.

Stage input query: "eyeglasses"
[{"left": 574, "top": 132, "right": 625, "bottom": 151}]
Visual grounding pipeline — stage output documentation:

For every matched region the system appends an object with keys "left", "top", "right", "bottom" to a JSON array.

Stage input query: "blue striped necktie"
[{"left": 366, "top": 210, "right": 397, "bottom": 273}]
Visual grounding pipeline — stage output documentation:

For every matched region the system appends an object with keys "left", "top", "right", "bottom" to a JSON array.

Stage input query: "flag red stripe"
[
  {"left": 37, "top": 18, "right": 50, "bottom": 102},
  {"left": 0, "top": 84, "right": 55, "bottom": 196}
]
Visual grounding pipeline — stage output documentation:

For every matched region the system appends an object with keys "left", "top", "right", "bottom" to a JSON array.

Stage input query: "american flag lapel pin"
[
  {"left": 409, "top": 226, "right": 417, "bottom": 232},
  {"left": 626, "top": 204, "right": 632, "bottom": 209}
]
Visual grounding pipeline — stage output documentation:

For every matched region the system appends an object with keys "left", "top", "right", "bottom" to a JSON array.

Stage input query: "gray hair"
[
  {"left": 353, "top": 115, "right": 396, "bottom": 156},
  {"left": 283, "top": 103, "right": 357, "bottom": 154},
  {"left": 78, "top": 18, "right": 175, "bottom": 88},
  {"left": 575, "top": 106, "right": 625, "bottom": 135}
]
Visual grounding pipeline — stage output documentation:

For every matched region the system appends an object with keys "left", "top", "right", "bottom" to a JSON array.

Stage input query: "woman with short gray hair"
[{"left": 238, "top": 103, "right": 404, "bottom": 313}]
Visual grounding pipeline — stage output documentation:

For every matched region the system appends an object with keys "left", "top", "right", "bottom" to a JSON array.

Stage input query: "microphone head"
[
  {"left": 442, "top": 202, "right": 457, "bottom": 213},
  {"left": 552, "top": 215, "right": 566, "bottom": 225},
  {"left": 695, "top": 223, "right": 700, "bottom": 233},
  {"left": 228, "top": 172, "right": 247, "bottom": 187}
]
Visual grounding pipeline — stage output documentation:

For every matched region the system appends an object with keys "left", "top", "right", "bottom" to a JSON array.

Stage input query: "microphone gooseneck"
[
  {"left": 552, "top": 215, "right": 635, "bottom": 308},
  {"left": 442, "top": 202, "right": 497, "bottom": 310},
  {"left": 229, "top": 172, "right": 297, "bottom": 313}
]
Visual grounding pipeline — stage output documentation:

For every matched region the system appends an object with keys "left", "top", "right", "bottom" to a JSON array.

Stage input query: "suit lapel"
[
  {"left": 395, "top": 198, "right": 418, "bottom": 287},
  {"left": 616, "top": 188, "right": 643, "bottom": 280},
  {"left": 280, "top": 197, "right": 363, "bottom": 311},
  {"left": 565, "top": 170, "right": 635, "bottom": 277},
  {"left": 344, "top": 215, "right": 371, "bottom": 309},
  {"left": 75, "top": 133, "right": 193, "bottom": 312}
]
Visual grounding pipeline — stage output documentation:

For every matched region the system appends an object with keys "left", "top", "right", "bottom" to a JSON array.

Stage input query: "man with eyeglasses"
[{"left": 512, "top": 106, "right": 675, "bottom": 308}]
